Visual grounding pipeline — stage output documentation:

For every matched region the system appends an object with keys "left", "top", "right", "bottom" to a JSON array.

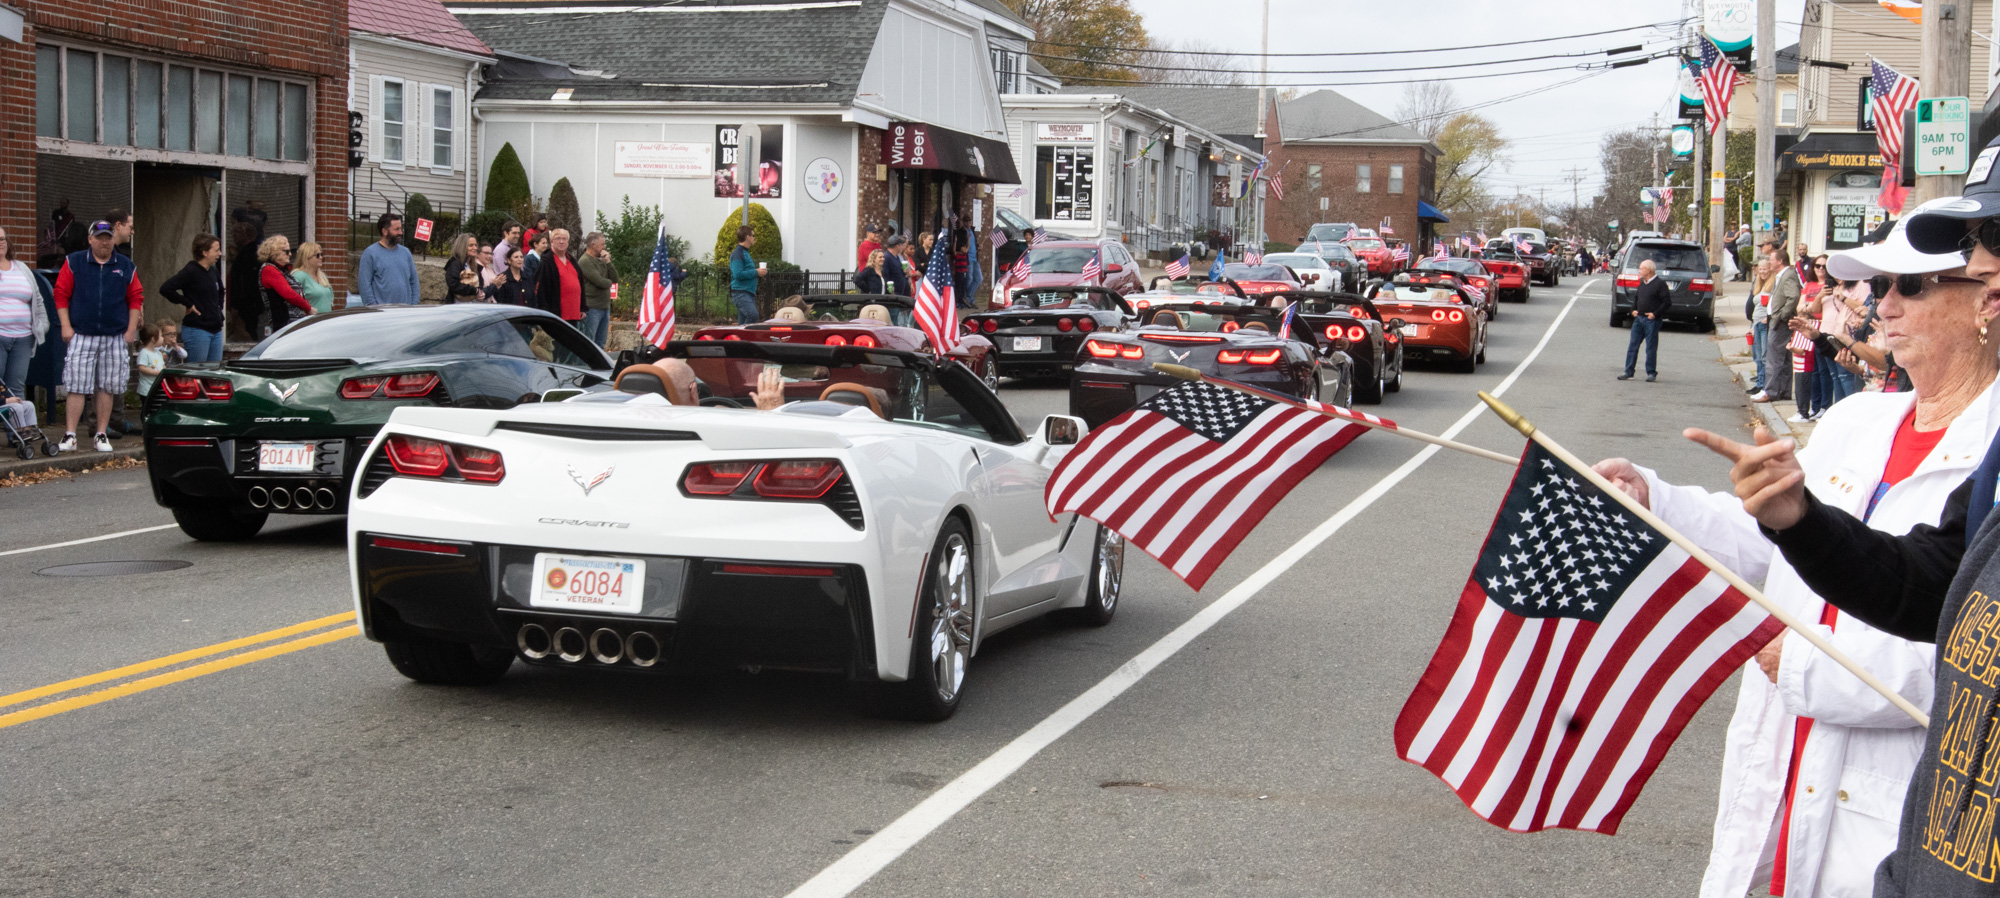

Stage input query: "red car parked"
[
  {"left": 993, "top": 239, "right": 1145, "bottom": 307},
  {"left": 1343, "top": 236, "right": 1400, "bottom": 276}
]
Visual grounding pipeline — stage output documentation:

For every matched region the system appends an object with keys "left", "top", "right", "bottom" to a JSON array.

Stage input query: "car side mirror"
[
  {"left": 1039, "top": 414, "right": 1086, "bottom": 447},
  {"left": 1387, "top": 317, "right": 1407, "bottom": 332},
  {"left": 1105, "top": 263, "right": 1125, "bottom": 273}
]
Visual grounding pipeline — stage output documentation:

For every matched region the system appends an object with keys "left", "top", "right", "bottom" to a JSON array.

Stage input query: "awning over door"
[
  {"left": 885, "top": 122, "right": 1021, "bottom": 184},
  {"left": 1418, "top": 200, "right": 1449, "bottom": 223}
]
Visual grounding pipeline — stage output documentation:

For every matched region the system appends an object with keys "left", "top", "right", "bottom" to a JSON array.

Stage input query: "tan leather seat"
[
  {"left": 818, "top": 383, "right": 887, "bottom": 419},
  {"left": 1150, "top": 310, "right": 1184, "bottom": 329},
  {"left": 1240, "top": 321, "right": 1270, "bottom": 333},
  {"left": 614, "top": 363, "right": 687, "bottom": 405},
  {"left": 858, "top": 304, "right": 892, "bottom": 324},
  {"left": 773, "top": 306, "right": 807, "bottom": 323}
]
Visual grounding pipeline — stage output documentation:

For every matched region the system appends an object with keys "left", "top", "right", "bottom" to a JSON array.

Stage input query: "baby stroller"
[{"left": 2, "top": 400, "right": 58, "bottom": 459}]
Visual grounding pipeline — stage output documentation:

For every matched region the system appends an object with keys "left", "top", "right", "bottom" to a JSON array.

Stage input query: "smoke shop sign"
[{"left": 1784, "top": 150, "right": 1886, "bottom": 170}]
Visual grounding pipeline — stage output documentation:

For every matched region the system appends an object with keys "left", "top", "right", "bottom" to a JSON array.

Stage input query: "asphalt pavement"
[{"left": 0, "top": 277, "right": 1766, "bottom": 897}]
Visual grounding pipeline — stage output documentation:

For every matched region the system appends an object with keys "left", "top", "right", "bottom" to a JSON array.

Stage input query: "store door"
[{"left": 133, "top": 164, "right": 220, "bottom": 331}]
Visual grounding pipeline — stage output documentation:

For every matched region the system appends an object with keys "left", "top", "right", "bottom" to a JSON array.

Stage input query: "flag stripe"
[{"left": 1167, "top": 420, "right": 1366, "bottom": 579}]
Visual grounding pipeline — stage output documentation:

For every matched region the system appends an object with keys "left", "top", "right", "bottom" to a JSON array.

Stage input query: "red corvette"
[
  {"left": 1477, "top": 254, "right": 1530, "bottom": 302},
  {"left": 692, "top": 295, "right": 1001, "bottom": 390},
  {"left": 1218, "top": 262, "right": 1304, "bottom": 298},
  {"left": 1368, "top": 272, "right": 1487, "bottom": 373},
  {"left": 1343, "top": 236, "right": 1400, "bottom": 276}
]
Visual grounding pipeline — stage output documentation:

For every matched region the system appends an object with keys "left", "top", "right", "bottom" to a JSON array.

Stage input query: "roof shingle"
[
  {"left": 1277, "top": 90, "right": 1428, "bottom": 144},
  {"left": 354, "top": 0, "right": 493, "bottom": 58}
]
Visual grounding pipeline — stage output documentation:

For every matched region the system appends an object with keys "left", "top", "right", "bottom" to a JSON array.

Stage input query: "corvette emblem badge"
[
  {"left": 1168, "top": 350, "right": 1191, "bottom": 362},
  {"left": 567, "top": 465, "right": 615, "bottom": 496},
  {"left": 268, "top": 383, "right": 299, "bottom": 402}
]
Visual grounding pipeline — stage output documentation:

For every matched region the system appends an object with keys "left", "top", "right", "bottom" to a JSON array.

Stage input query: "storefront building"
[
  {"left": 1777, "top": 132, "right": 1887, "bottom": 253},
  {"left": 999, "top": 93, "right": 1266, "bottom": 258},
  {"left": 455, "top": 0, "right": 1026, "bottom": 277},
  {"left": 0, "top": 0, "right": 349, "bottom": 329}
]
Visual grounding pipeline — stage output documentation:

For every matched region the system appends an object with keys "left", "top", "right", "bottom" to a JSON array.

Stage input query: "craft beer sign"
[{"left": 1915, "top": 97, "right": 1972, "bottom": 177}]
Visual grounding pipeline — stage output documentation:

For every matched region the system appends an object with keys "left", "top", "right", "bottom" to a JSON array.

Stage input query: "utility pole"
[
  {"left": 1705, "top": 21, "right": 1727, "bottom": 295},
  {"left": 1693, "top": 122, "right": 1706, "bottom": 245},
  {"left": 1754, "top": 0, "right": 1775, "bottom": 244},
  {"left": 1253, "top": 0, "right": 1269, "bottom": 140},
  {"left": 1916, "top": 0, "right": 1973, "bottom": 202}
]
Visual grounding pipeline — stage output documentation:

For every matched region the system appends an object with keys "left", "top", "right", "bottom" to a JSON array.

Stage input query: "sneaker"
[
  {"left": 1646, "top": 374, "right": 1657, "bottom": 382},
  {"left": 1616, "top": 373, "right": 1634, "bottom": 381},
  {"left": 56, "top": 432, "right": 76, "bottom": 452},
  {"left": 1788, "top": 413, "right": 1811, "bottom": 423},
  {"left": 1748, "top": 391, "right": 1771, "bottom": 402},
  {"left": 93, "top": 433, "right": 112, "bottom": 452}
]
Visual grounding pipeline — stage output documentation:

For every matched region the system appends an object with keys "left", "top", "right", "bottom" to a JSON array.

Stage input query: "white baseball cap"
[{"left": 1825, "top": 197, "right": 1970, "bottom": 280}]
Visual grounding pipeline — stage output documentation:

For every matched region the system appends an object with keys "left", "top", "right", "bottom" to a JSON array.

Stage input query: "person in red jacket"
[
  {"left": 256, "top": 236, "right": 312, "bottom": 331},
  {"left": 857, "top": 223, "right": 883, "bottom": 272}
]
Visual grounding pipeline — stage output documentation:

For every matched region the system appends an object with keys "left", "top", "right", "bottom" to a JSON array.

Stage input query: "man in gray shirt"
[{"left": 358, "top": 213, "right": 420, "bottom": 305}]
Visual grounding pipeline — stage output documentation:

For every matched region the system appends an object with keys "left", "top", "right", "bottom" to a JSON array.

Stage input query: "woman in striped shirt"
[{"left": 0, "top": 227, "right": 52, "bottom": 399}]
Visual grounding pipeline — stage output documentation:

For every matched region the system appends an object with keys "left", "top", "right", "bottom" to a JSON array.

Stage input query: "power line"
[
  {"left": 1024, "top": 19, "right": 1687, "bottom": 58},
  {"left": 1032, "top": 44, "right": 1657, "bottom": 76},
  {"left": 1057, "top": 56, "right": 1661, "bottom": 90}
]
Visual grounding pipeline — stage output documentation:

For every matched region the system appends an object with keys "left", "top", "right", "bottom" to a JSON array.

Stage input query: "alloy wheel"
[
  {"left": 1095, "top": 526, "right": 1124, "bottom": 614},
  {"left": 928, "top": 534, "right": 974, "bottom": 703}
]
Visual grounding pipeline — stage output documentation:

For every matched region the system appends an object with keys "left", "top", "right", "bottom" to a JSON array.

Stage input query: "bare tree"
[
  {"left": 1395, "top": 82, "right": 1460, "bottom": 142},
  {"left": 1133, "top": 38, "right": 1251, "bottom": 86}
]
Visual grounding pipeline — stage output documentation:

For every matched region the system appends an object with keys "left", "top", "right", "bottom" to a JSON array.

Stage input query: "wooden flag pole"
[
  {"left": 1477, "top": 391, "right": 1930, "bottom": 727},
  {"left": 1151, "top": 363, "right": 1518, "bottom": 464}
]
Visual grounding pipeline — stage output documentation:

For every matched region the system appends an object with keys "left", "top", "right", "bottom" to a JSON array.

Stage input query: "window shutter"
[
  {"left": 413, "top": 82, "right": 429, "bottom": 170},
  {"left": 451, "top": 86, "right": 465, "bottom": 174},
  {"left": 369, "top": 74, "right": 383, "bottom": 165}
]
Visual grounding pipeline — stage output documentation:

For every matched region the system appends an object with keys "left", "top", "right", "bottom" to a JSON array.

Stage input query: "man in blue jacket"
[
  {"left": 53, "top": 221, "right": 143, "bottom": 452},
  {"left": 357, "top": 213, "right": 419, "bottom": 305}
]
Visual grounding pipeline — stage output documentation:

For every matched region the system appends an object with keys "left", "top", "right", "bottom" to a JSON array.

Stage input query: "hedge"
[{"left": 711, "top": 203, "right": 783, "bottom": 266}]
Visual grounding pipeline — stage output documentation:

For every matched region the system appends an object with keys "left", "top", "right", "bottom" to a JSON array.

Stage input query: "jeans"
[
  {"left": 1820, "top": 344, "right": 1860, "bottom": 406},
  {"left": 182, "top": 326, "right": 224, "bottom": 364},
  {"left": 731, "top": 290, "right": 760, "bottom": 324},
  {"left": 582, "top": 308, "right": 610, "bottom": 347},
  {"left": 0, "top": 334, "right": 31, "bottom": 396},
  {"left": 1623, "top": 315, "right": 1660, "bottom": 376},
  {"left": 1750, "top": 321, "right": 1768, "bottom": 391}
]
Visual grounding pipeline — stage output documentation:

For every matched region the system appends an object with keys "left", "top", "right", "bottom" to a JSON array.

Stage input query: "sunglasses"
[
  {"left": 1959, "top": 218, "right": 2000, "bottom": 260},
  {"left": 1868, "top": 272, "right": 1986, "bottom": 298}
]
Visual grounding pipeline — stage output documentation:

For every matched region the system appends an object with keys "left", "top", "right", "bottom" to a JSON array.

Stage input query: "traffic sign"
[
  {"left": 1752, "top": 201, "right": 1772, "bottom": 234},
  {"left": 1915, "top": 97, "right": 1971, "bottom": 176}
]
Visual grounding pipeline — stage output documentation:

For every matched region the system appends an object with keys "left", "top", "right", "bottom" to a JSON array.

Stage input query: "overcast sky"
[{"left": 1134, "top": 0, "right": 1803, "bottom": 208}]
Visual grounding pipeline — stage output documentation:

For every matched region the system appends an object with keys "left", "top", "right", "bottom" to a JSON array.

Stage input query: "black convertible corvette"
[
  {"left": 144, "top": 304, "right": 613, "bottom": 540},
  {"left": 1276, "top": 291, "right": 1405, "bottom": 404},
  {"left": 1068, "top": 295, "right": 1354, "bottom": 429},
  {"left": 961, "top": 286, "right": 1137, "bottom": 379}
]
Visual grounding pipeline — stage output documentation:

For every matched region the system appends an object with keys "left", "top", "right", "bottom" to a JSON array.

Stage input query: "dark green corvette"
[{"left": 145, "top": 304, "right": 612, "bottom": 540}]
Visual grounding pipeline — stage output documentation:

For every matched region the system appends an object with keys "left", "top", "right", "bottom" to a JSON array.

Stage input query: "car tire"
[
  {"left": 1610, "top": 308, "right": 1630, "bottom": 328},
  {"left": 1059, "top": 525, "right": 1125, "bottom": 627},
  {"left": 979, "top": 354, "right": 999, "bottom": 391},
  {"left": 1385, "top": 358, "right": 1403, "bottom": 393},
  {"left": 383, "top": 639, "right": 515, "bottom": 686},
  {"left": 1353, "top": 360, "right": 1384, "bottom": 404},
  {"left": 1699, "top": 316, "right": 1717, "bottom": 333},
  {"left": 172, "top": 504, "right": 268, "bottom": 541},
  {"left": 882, "top": 518, "right": 976, "bottom": 722}
]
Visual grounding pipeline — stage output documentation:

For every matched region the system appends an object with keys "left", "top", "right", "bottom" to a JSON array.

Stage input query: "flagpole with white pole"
[{"left": 1477, "top": 391, "right": 1930, "bottom": 728}]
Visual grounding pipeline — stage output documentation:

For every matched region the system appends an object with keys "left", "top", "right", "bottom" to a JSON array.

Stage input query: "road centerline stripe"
[
  {"left": 784, "top": 280, "right": 1599, "bottom": 898},
  {"left": 0, "top": 524, "right": 180, "bottom": 558},
  {"left": 0, "top": 611, "right": 357, "bottom": 710}
]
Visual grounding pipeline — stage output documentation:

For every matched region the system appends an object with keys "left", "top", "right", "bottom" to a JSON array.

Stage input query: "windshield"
[
  {"left": 679, "top": 354, "right": 1014, "bottom": 443},
  {"left": 1264, "top": 254, "right": 1325, "bottom": 269},
  {"left": 1027, "top": 247, "right": 1098, "bottom": 273},
  {"left": 1381, "top": 285, "right": 1459, "bottom": 303},
  {"left": 246, "top": 310, "right": 428, "bottom": 360},
  {"left": 1305, "top": 244, "right": 1357, "bottom": 262},
  {"left": 1345, "top": 239, "right": 1385, "bottom": 251},
  {"left": 1417, "top": 259, "right": 1481, "bottom": 276},
  {"left": 1222, "top": 263, "right": 1293, "bottom": 281},
  {"left": 1306, "top": 224, "right": 1352, "bottom": 242},
  {"left": 1629, "top": 245, "right": 1707, "bottom": 272},
  {"left": 1008, "top": 289, "right": 1112, "bottom": 310}
]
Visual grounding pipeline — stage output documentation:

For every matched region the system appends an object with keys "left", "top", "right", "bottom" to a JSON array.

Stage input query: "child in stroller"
[{"left": 1, "top": 384, "right": 57, "bottom": 459}]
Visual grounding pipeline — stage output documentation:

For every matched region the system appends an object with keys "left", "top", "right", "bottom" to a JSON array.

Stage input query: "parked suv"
[{"left": 1611, "top": 239, "right": 1716, "bottom": 331}]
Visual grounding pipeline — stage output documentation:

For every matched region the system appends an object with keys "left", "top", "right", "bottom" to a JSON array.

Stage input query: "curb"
[
  {"left": 1711, "top": 314, "right": 1801, "bottom": 443},
  {"left": 1, "top": 446, "right": 145, "bottom": 480}
]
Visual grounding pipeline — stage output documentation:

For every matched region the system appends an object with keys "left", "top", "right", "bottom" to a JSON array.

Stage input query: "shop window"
[
  {"left": 1356, "top": 164, "right": 1371, "bottom": 193},
  {"left": 1306, "top": 163, "right": 1321, "bottom": 193},
  {"left": 101, "top": 56, "right": 129, "bottom": 146},
  {"left": 166, "top": 67, "right": 193, "bottom": 152},
  {"left": 380, "top": 79, "right": 405, "bottom": 165},
  {"left": 1034, "top": 145, "right": 1095, "bottom": 222},
  {"left": 134, "top": 61, "right": 162, "bottom": 149},
  {"left": 35, "top": 46, "right": 59, "bottom": 138},
  {"left": 1389, "top": 164, "right": 1404, "bottom": 194},
  {"left": 197, "top": 71, "right": 222, "bottom": 154},
  {"left": 225, "top": 74, "right": 252, "bottom": 157},
  {"left": 431, "top": 86, "right": 455, "bottom": 170},
  {"left": 254, "top": 80, "right": 280, "bottom": 159},
  {"left": 65, "top": 51, "right": 95, "bottom": 143},
  {"left": 284, "top": 84, "right": 308, "bottom": 162}
]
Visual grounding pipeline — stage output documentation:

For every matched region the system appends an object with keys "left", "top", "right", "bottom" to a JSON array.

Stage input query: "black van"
[{"left": 1611, "top": 239, "right": 1716, "bottom": 331}]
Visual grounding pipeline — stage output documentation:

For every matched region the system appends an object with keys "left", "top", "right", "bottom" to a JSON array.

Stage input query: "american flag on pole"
[
  {"left": 1244, "top": 249, "right": 1263, "bottom": 266},
  {"left": 1276, "top": 301, "right": 1299, "bottom": 340},
  {"left": 1270, "top": 173, "right": 1285, "bottom": 200},
  {"left": 1045, "top": 380, "right": 1387, "bottom": 591},
  {"left": 1696, "top": 36, "right": 1738, "bottom": 135},
  {"left": 1463, "top": 280, "right": 1487, "bottom": 304},
  {"left": 1458, "top": 236, "right": 1475, "bottom": 251},
  {"left": 1432, "top": 242, "right": 1449, "bottom": 262},
  {"left": 1870, "top": 57, "right": 1921, "bottom": 213},
  {"left": 1395, "top": 442, "right": 1782, "bottom": 833},
  {"left": 1165, "top": 253, "right": 1192, "bottom": 279},
  {"left": 914, "top": 236, "right": 958, "bottom": 356},
  {"left": 1391, "top": 244, "right": 1410, "bottom": 265},
  {"left": 1081, "top": 252, "right": 1102, "bottom": 283},
  {"left": 1031, "top": 227, "right": 1050, "bottom": 246},
  {"left": 637, "top": 222, "right": 677, "bottom": 348}
]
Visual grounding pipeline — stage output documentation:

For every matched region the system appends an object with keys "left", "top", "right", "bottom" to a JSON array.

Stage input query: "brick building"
[
  {"left": 1, "top": 0, "right": 350, "bottom": 333},
  {"left": 1262, "top": 90, "right": 1441, "bottom": 249}
]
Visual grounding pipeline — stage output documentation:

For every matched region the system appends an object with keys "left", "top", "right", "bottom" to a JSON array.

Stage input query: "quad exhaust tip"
[
  {"left": 268, "top": 487, "right": 291, "bottom": 510},
  {"left": 625, "top": 631, "right": 662, "bottom": 668},
  {"left": 247, "top": 486, "right": 269, "bottom": 508},
  {"left": 517, "top": 623, "right": 665, "bottom": 667},
  {"left": 553, "top": 627, "right": 588, "bottom": 663},
  {"left": 588, "top": 628, "right": 624, "bottom": 664},
  {"left": 517, "top": 623, "right": 552, "bottom": 659}
]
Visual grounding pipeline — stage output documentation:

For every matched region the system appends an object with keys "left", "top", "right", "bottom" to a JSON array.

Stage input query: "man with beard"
[{"left": 358, "top": 213, "right": 419, "bottom": 305}]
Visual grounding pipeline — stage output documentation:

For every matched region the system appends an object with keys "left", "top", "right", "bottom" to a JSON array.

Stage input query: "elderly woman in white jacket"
[{"left": 1595, "top": 206, "right": 2000, "bottom": 898}]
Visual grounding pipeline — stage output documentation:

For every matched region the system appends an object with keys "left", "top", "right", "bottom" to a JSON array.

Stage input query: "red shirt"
[
  {"left": 555, "top": 255, "right": 582, "bottom": 320},
  {"left": 261, "top": 264, "right": 311, "bottom": 313},
  {"left": 1771, "top": 409, "right": 1944, "bottom": 894},
  {"left": 858, "top": 239, "right": 883, "bottom": 270}
]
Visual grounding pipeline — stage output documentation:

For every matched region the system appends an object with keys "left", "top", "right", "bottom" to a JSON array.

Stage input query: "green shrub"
[
  {"left": 547, "top": 178, "right": 583, "bottom": 240},
  {"left": 485, "top": 143, "right": 531, "bottom": 219},
  {"left": 405, "top": 194, "right": 434, "bottom": 256},
  {"left": 711, "top": 203, "right": 782, "bottom": 266},
  {"left": 1263, "top": 241, "right": 1295, "bottom": 254},
  {"left": 431, "top": 212, "right": 461, "bottom": 256},
  {"left": 596, "top": 196, "right": 690, "bottom": 317},
  {"left": 467, "top": 210, "right": 512, "bottom": 246}
]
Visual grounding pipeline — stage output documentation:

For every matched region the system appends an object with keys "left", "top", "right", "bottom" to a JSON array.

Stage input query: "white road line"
[
  {"left": 785, "top": 279, "right": 1601, "bottom": 898},
  {"left": 0, "top": 524, "right": 179, "bottom": 558}
]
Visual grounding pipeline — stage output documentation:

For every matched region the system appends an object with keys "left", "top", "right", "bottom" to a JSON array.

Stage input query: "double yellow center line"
[{"left": 0, "top": 612, "right": 359, "bottom": 730}]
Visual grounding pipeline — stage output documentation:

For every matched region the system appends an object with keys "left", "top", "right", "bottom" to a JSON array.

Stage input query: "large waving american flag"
[
  {"left": 637, "top": 222, "right": 677, "bottom": 348},
  {"left": 914, "top": 236, "right": 958, "bottom": 355},
  {"left": 1395, "top": 442, "right": 1781, "bottom": 834},
  {"left": 1870, "top": 58, "right": 1921, "bottom": 169},
  {"left": 1045, "top": 380, "right": 1386, "bottom": 591},
  {"left": 1696, "top": 36, "right": 1738, "bottom": 135}
]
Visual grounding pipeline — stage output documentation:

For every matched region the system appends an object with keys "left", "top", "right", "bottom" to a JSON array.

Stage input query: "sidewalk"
[
  {"left": 1710, "top": 279, "right": 1814, "bottom": 446},
  {"left": 0, "top": 414, "right": 146, "bottom": 484}
]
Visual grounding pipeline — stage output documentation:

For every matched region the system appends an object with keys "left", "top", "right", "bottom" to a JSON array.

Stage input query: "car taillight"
[
  {"left": 981, "top": 319, "right": 998, "bottom": 333},
  {"left": 381, "top": 434, "right": 505, "bottom": 483},
  {"left": 683, "top": 461, "right": 757, "bottom": 495},
  {"left": 1691, "top": 278, "right": 1714, "bottom": 292},
  {"left": 1077, "top": 317, "right": 1096, "bottom": 332},
  {"left": 1432, "top": 310, "right": 1448, "bottom": 322},
  {"left": 1221, "top": 321, "right": 1240, "bottom": 333},
  {"left": 1475, "top": 277, "right": 1489, "bottom": 288},
  {"left": 697, "top": 334, "right": 715, "bottom": 341},
  {"left": 724, "top": 334, "right": 741, "bottom": 341},
  {"left": 1218, "top": 348, "right": 1283, "bottom": 365},
  {"left": 1347, "top": 325, "right": 1367, "bottom": 343},
  {"left": 1448, "top": 309, "right": 1465, "bottom": 322},
  {"left": 1324, "top": 324, "right": 1342, "bottom": 341},
  {"left": 854, "top": 334, "right": 878, "bottom": 349},
  {"left": 383, "top": 372, "right": 438, "bottom": 398},
  {"left": 454, "top": 446, "right": 506, "bottom": 483},
  {"left": 161, "top": 375, "right": 231, "bottom": 400},
  {"left": 341, "top": 376, "right": 383, "bottom": 399},
  {"left": 1134, "top": 298, "right": 1151, "bottom": 312},
  {"left": 1615, "top": 272, "right": 1641, "bottom": 288},
  {"left": 1085, "top": 339, "right": 1123, "bottom": 358},
  {"left": 753, "top": 459, "right": 845, "bottom": 498},
  {"left": 823, "top": 334, "right": 848, "bottom": 347},
  {"left": 1056, "top": 317, "right": 1074, "bottom": 332},
  {"left": 961, "top": 320, "right": 978, "bottom": 336}
]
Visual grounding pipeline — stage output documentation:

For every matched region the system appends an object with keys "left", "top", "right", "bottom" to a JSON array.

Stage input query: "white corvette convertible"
[{"left": 347, "top": 341, "right": 1125, "bottom": 719}]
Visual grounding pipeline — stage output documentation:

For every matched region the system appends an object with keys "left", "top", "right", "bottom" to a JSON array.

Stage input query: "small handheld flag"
[
  {"left": 638, "top": 223, "right": 677, "bottom": 348},
  {"left": 1390, "top": 244, "right": 1410, "bottom": 266},
  {"left": 1244, "top": 249, "right": 1263, "bottom": 266},
  {"left": 1080, "top": 253, "right": 1102, "bottom": 283},
  {"left": 1277, "top": 301, "right": 1298, "bottom": 341},
  {"left": 1431, "top": 242, "right": 1448, "bottom": 262},
  {"left": 1165, "top": 253, "right": 1191, "bottom": 279}
]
